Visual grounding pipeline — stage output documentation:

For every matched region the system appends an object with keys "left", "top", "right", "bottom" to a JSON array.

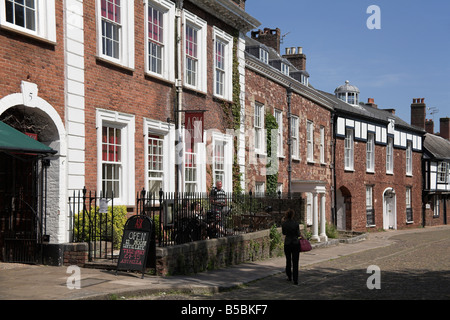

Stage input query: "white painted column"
[
  {"left": 65, "top": 0, "right": 85, "bottom": 193},
  {"left": 311, "top": 192, "right": 320, "bottom": 241},
  {"left": 320, "top": 193, "right": 328, "bottom": 242}
]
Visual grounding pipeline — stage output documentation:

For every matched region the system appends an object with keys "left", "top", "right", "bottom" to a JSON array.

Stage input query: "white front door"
[
  {"left": 336, "top": 189, "right": 346, "bottom": 231},
  {"left": 384, "top": 193, "right": 396, "bottom": 230}
]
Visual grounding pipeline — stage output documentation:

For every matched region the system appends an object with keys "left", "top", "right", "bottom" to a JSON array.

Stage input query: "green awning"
[{"left": 0, "top": 121, "right": 57, "bottom": 155}]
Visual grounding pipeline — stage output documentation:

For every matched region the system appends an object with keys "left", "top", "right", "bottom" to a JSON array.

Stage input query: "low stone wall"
[
  {"left": 41, "top": 243, "right": 88, "bottom": 267},
  {"left": 155, "top": 228, "right": 284, "bottom": 276},
  {"left": 63, "top": 243, "right": 88, "bottom": 266}
]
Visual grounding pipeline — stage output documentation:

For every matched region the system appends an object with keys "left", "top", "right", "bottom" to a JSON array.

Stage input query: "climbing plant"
[{"left": 265, "top": 111, "right": 278, "bottom": 195}]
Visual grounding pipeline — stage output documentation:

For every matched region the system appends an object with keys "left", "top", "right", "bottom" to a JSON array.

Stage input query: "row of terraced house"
[{"left": 0, "top": 0, "right": 448, "bottom": 263}]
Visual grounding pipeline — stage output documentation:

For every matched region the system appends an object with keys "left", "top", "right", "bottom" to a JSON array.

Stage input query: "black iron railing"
[{"left": 70, "top": 189, "right": 304, "bottom": 259}]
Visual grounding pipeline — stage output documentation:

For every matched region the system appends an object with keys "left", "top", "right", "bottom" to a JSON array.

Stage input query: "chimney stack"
[
  {"left": 365, "top": 98, "right": 378, "bottom": 109},
  {"left": 230, "top": 0, "right": 246, "bottom": 11},
  {"left": 425, "top": 119, "right": 434, "bottom": 134},
  {"left": 440, "top": 117, "right": 450, "bottom": 140},
  {"left": 282, "top": 47, "right": 307, "bottom": 71},
  {"left": 251, "top": 28, "right": 281, "bottom": 54},
  {"left": 411, "top": 98, "right": 426, "bottom": 129}
]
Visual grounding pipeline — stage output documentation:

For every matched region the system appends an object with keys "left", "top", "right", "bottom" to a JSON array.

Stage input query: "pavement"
[{"left": 1, "top": 225, "right": 449, "bottom": 300}]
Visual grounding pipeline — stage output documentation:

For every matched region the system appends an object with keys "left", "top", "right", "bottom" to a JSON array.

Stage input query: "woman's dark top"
[{"left": 282, "top": 219, "right": 300, "bottom": 245}]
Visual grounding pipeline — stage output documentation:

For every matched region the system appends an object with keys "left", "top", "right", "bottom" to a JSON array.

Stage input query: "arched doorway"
[
  {"left": 336, "top": 186, "right": 351, "bottom": 231},
  {"left": 0, "top": 83, "right": 66, "bottom": 262}
]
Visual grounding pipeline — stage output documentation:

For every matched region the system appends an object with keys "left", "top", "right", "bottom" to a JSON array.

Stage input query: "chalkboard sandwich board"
[{"left": 116, "top": 215, "right": 153, "bottom": 279}]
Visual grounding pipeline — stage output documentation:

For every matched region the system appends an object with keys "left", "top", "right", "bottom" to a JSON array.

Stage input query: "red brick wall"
[
  {"left": 335, "top": 137, "right": 423, "bottom": 231},
  {"left": 0, "top": 1, "right": 65, "bottom": 122},
  {"left": 83, "top": 1, "right": 238, "bottom": 194},
  {"left": 244, "top": 67, "right": 333, "bottom": 220}
]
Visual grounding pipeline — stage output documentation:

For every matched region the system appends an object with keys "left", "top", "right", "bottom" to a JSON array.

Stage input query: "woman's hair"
[{"left": 286, "top": 209, "right": 294, "bottom": 220}]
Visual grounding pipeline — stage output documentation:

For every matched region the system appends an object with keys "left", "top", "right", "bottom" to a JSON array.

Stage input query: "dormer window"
[
  {"left": 281, "top": 63, "right": 289, "bottom": 76},
  {"left": 259, "top": 48, "right": 268, "bottom": 64},
  {"left": 300, "top": 74, "right": 309, "bottom": 86}
]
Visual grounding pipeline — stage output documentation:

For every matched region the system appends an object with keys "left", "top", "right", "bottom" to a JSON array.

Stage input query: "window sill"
[
  {"left": 95, "top": 55, "right": 135, "bottom": 73},
  {"left": 366, "top": 170, "right": 375, "bottom": 174},
  {"left": 213, "top": 94, "right": 233, "bottom": 104},
  {"left": 144, "top": 72, "right": 175, "bottom": 86},
  {"left": 0, "top": 24, "right": 57, "bottom": 46},
  {"left": 183, "top": 84, "right": 207, "bottom": 96},
  {"left": 344, "top": 168, "right": 354, "bottom": 172}
]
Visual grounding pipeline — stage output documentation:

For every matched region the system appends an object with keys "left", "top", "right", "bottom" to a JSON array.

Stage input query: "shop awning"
[{"left": 0, "top": 121, "right": 57, "bottom": 155}]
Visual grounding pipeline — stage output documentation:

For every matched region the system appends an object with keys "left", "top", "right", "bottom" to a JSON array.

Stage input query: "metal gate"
[{"left": 0, "top": 153, "right": 47, "bottom": 264}]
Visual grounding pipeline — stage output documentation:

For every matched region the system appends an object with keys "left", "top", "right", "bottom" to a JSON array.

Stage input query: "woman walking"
[{"left": 282, "top": 209, "right": 300, "bottom": 285}]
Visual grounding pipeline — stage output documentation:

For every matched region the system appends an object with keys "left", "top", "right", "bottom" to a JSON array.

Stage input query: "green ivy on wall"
[
  {"left": 265, "top": 111, "right": 279, "bottom": 195},
  {"left": 220, "top": 33, "right": 243, "bottom": 194}
]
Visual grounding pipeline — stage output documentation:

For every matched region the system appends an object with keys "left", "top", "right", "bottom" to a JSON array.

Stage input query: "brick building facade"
[
  {"left": 244, "top": 28, "right": 334, "bottom": 241},
  {"left": 0, "top": 0, "right": 447, "bottom": 263},
  {"left": 321, "top": 87, "right": 424, "bottom": 232},
  {"left": 413, "top": 100, "right": 450, "bottom": 226},
  {"left": 0, "top": 0, "right": 260, "bottom": 253}
]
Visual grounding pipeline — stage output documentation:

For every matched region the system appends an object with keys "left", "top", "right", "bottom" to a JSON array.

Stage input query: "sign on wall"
[{"left": 185, "top": 111, "right": 204, "bottom": 145}]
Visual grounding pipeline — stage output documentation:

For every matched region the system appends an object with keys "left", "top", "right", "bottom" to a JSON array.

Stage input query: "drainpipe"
[
  {"left": 175, "top": 0, "right": 184, "bottom": 193},
  {"left": 286, "top": 85, "right": 293, "bottom": 198},
  {"left": 331, "top": 110, "right": 337, "bottom": 226}
]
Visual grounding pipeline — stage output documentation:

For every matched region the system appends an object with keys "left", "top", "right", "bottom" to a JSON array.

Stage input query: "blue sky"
[{"left": 245, "top": 0, "right": 450, "bottom": 132}]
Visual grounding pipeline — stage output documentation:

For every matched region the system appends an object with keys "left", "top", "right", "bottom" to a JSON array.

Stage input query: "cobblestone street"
[{"left": 142, "top": 228, "right": 450, "bottom": 300}]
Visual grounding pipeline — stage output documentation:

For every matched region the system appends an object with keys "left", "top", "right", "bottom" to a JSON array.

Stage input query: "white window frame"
[
  {"left": 0, "top": 0, "right": 56, "bottom": 43},
  {"left": 406, "top": 140, "right": 412, "bottom": 176},
  {"left": 97, "top": 109, "right": 135, "bottom": 206},
  {"left": 406, "top": 187, "right": 413, "bottom": 223},
  {"left": 386, "top": 136, "right": 394, "bottom": 174},
  {"left": 366, "top": 186, "right": 375, "bottom": 227},
  {"left": 259, "top": 48, "right": 268, "bottom": 64},
  {"left": 274, "top": 109, "right": 283, "bottom": 157},
  {"left": 254, "top": 102, "right": 265, "bottom": 155},
  {"left": 213, "top": 27, "right": 233, "bottom": 101},
  {"left": 320, "top": 126, "right": 325, "bottom": 164},
  {"left": 434, "top": 196, "right": 440, "bottom": 217},
  {"left": 96, "top": 0, "right": 134, "bottom": 69},
  {"left": 281, "top": 62, "right": 289, "bottom": 76},
  {"left": 211, "top": 132, "right": 233, "bottom": 193},
  {"left": 184, "top": 143, "right": 198, "bottom": 193},
  {"left": 144, "top": 118, "right": 176, "bottom": 193},
  {"left": 344, "top": 128, "right": 354, "bottom": 170},
  {"left": 144, "top": 0, "right": 175, "bottom": 82},
  {"left": 306, "top": 120, "right": 314, "bottom": 162},
  {"left": 366, "top": 132, "right": 375, "bottom": 173},
  {"left": 291, "top": 115, "right": 299, "bottom": 160},
  {"left": 255, "top": 182, "right": 265, "bottom": 197},
  {"left": 183, "top": 10, "right": 207, "bottom": 93},
  {"left": 437, "top": 162, "right": 448, "bottom": 183}
]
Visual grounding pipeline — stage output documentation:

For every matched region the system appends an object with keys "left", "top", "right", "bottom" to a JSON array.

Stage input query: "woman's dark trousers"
[{"left": 284, "top": 243, "right": 300, "bottom": 284}]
